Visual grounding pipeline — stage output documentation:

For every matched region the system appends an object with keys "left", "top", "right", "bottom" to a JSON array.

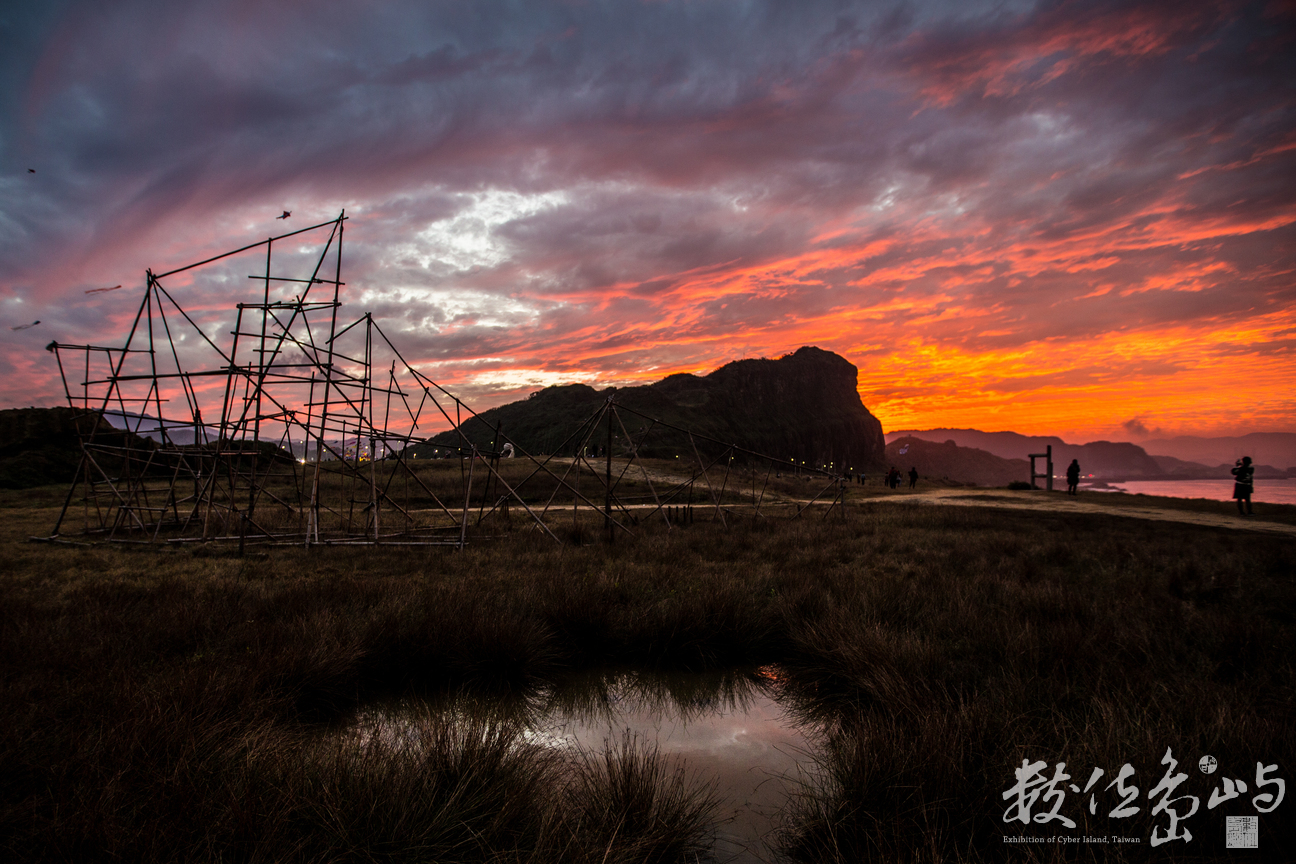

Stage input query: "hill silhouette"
[
  {"left": 885, "top": 437, "right": 1029, "bottom": 487},
  {"left": 0, "top": 407, "right": 144, "bottom": 489},
  {"left": 1140, "top": 433, "right": 1296, "bottom": 472},
  {"left": 416, "top": 347, "right": 886, "bottom": 472},
  {"left": 885, "top": 428, "right": 1164, "bottom": 480}
]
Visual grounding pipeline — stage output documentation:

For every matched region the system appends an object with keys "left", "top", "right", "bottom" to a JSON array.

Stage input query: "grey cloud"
[
  {"left": 1122, "top": 417, "right": 1159, "bottom": 437},
  {"left": 0, "top": 0, "right": 1292, "bottom": 410}
]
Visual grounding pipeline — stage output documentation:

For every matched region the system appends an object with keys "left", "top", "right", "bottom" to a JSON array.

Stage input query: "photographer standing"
[{"left": 1231, "top": 456, "right": 1254, "bottom": 516}]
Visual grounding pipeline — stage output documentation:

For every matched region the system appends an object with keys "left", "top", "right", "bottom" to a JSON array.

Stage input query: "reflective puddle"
[{"left": 354, "top": 667, "right": 816, "bottom": 863}]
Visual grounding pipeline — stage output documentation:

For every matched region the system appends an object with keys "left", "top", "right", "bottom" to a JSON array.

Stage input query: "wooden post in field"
[
  {"left": 489, "top": 420, "right": 503, "bottom": 525},
  {"left": 605, "top": 405, "right": 613, "bottom": 542},
  {"left": 366, "top": 316, "right": 378, "bottom": 543},
  {"left": 1029, "top": 444, "right": 1054, "bottom": 491},
  {"left": 460, "top": 446, "right": 475, "bottom": 550}
]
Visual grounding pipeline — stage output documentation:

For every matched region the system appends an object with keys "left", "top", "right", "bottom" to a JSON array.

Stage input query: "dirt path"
[
  {"left": 545, "top": 459, "right": 1295, "bottom": 537},
  {"left": 859, "top": 487, "right": 1296, "bottom": 538},
  {"left": 549, "top": 457, "right": 789, "bottom": 501}
]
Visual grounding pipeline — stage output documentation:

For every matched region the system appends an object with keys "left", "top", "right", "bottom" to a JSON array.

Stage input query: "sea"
[{"left": 1088, "top": 478, "right": 1296, "bottom": 505}]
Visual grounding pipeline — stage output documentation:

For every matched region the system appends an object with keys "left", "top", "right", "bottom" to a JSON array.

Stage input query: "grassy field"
[
  {"left": 1, "top": 483, "right": 1293, "bottom": 862},
  {"left": 1090, "top": 493, "right": 1296, "bottom": 525},
  {"left": 39, "top": 455, "right": 859, "bottom": 543}
]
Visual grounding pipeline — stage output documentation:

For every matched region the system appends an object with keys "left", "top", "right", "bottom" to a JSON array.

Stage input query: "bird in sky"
[
  {"left": 85, "top": 284, "right": 122, "bottom": 294},
  {"left": 10, "top": 320, "right": 40, "bottom": 330},
  {"left": 277, "top": 210, "right": 291, "bottom": 219},
  {"left": 27, "top": 168, "right": 35, "bottom": 173}
]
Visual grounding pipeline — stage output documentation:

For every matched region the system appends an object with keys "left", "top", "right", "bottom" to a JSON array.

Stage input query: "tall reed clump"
[
  {"left": 1, "top": 701, "right": 718, "bottom": 863},
  {"left": 259, "top": 715, "right": 555, "bottom": 862},
  {"left": 255, "top": 715, "right": 718, "bottom": 864},
  {"left": 554, "top": 732, "right": 719, "bottom": 864}
]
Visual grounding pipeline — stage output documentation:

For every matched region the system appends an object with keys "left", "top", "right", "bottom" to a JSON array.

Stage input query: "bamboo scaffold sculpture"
[{"left": 43, "top": 215, "right": 848, "bottom": 549}]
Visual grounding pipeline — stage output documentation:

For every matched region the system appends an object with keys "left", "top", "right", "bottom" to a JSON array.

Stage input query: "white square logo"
[{"left": 1225, "top": 815, "right": 1258, "bottom": 849}]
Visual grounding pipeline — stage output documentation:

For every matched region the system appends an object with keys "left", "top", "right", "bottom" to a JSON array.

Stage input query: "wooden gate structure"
[{"left": 43, "top": 215, "right": 846, "bottom": 548}]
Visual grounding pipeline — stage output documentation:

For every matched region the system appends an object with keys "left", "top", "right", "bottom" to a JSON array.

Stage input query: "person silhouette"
[
  {"left": 908, "top": 466, "right": 918, "bottom": 489},
  {"left": 1066, "top": 459, "right": 1080, "bottom": 496},
  {"left": 1231, "top": 456, "right": 1254, "bottom": 515}
]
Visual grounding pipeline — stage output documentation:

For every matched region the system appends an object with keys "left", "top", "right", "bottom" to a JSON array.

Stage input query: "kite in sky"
[
  {"left": 10, "top": 321, "right": 40, "bottom": 330},
  {"left": 84, "top": 284, "right": 122, "bottom": 294},
  {"left": 277, "top": 210, "right": 291, "bottom": 220}
]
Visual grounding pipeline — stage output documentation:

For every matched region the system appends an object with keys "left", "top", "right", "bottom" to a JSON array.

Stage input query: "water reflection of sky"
[
  {"left": 1091, "top": 478, "right": 1296, "bottom": 505},
  {"left": 359, "top": 668, "right": 817, "bottom": 864},
  {"left": 534, "top": 669, "right": 814, "bottom": 863}
]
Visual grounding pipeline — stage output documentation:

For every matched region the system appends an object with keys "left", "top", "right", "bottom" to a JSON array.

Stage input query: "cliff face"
[{"left": 422, "top": 347, "right": 887, "bottom": 471}]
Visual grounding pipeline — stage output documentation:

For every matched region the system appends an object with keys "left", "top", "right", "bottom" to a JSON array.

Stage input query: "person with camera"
[{"left": 1231, "top": 456, "right": 1254, "bottom": 516}]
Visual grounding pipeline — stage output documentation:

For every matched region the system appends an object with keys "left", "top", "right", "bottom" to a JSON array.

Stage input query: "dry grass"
[
  {"left": 1, "top": 486, "right": 1293, "bottom": 862},
  {"left": 1070, "top": 488, "right": 1296, "bottom": 525}
]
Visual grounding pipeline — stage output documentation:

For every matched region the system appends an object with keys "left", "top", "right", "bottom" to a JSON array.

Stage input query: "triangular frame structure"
[{"left": 45, "top": 215, "right": 847, "bottom": 549}]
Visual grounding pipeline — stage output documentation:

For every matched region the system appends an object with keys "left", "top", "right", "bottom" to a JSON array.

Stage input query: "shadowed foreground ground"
[{"left": 1, "top": 485, "right": 1293, "bottom": 862}]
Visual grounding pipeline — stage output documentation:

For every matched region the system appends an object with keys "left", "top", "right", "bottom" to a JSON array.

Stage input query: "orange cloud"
[{"left": 4, "top": 0, "right": 1293, "bottom": 446}]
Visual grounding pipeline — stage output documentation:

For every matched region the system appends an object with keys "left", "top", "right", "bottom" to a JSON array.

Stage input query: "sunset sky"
[{"left": 1, "top": 0, "right": 1293, "bottom": 442}]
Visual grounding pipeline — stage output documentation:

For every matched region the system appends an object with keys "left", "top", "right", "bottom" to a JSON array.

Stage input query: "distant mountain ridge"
[
  {"left": 0, "top": 407, "right": 158, "bottom": 489},
  {"left": 887, "top": 428, "right": 1294, "bottom": 481},
  {"left": 420, "top": 347, "right": 887, "bottom": 471},
  {"left": 885, "top": 428, "right": 1162, "bottom": 480},
  {"left": 1139, "top": 433, "right": 1296, "bottom": 472},
  {"left": 886, "top": 436, "right": 1028, "bottom": 487}
]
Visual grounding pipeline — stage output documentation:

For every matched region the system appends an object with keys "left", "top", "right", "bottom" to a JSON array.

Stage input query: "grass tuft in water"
[{"left": 557, "top": 731, "right": 719, "bottom": 864}]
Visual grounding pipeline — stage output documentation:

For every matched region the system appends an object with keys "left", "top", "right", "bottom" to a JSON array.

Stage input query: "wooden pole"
[
  {"left": 605, "top": 406, "right": 613, "bottom": 541},
  {"left": 460, "top": 446, "right": 475, "bottom": 550}
]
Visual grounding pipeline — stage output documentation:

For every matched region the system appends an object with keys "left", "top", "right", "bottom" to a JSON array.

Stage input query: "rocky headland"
[{"left": 418, "top": 347, "right": 888, "bottom": 472}]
